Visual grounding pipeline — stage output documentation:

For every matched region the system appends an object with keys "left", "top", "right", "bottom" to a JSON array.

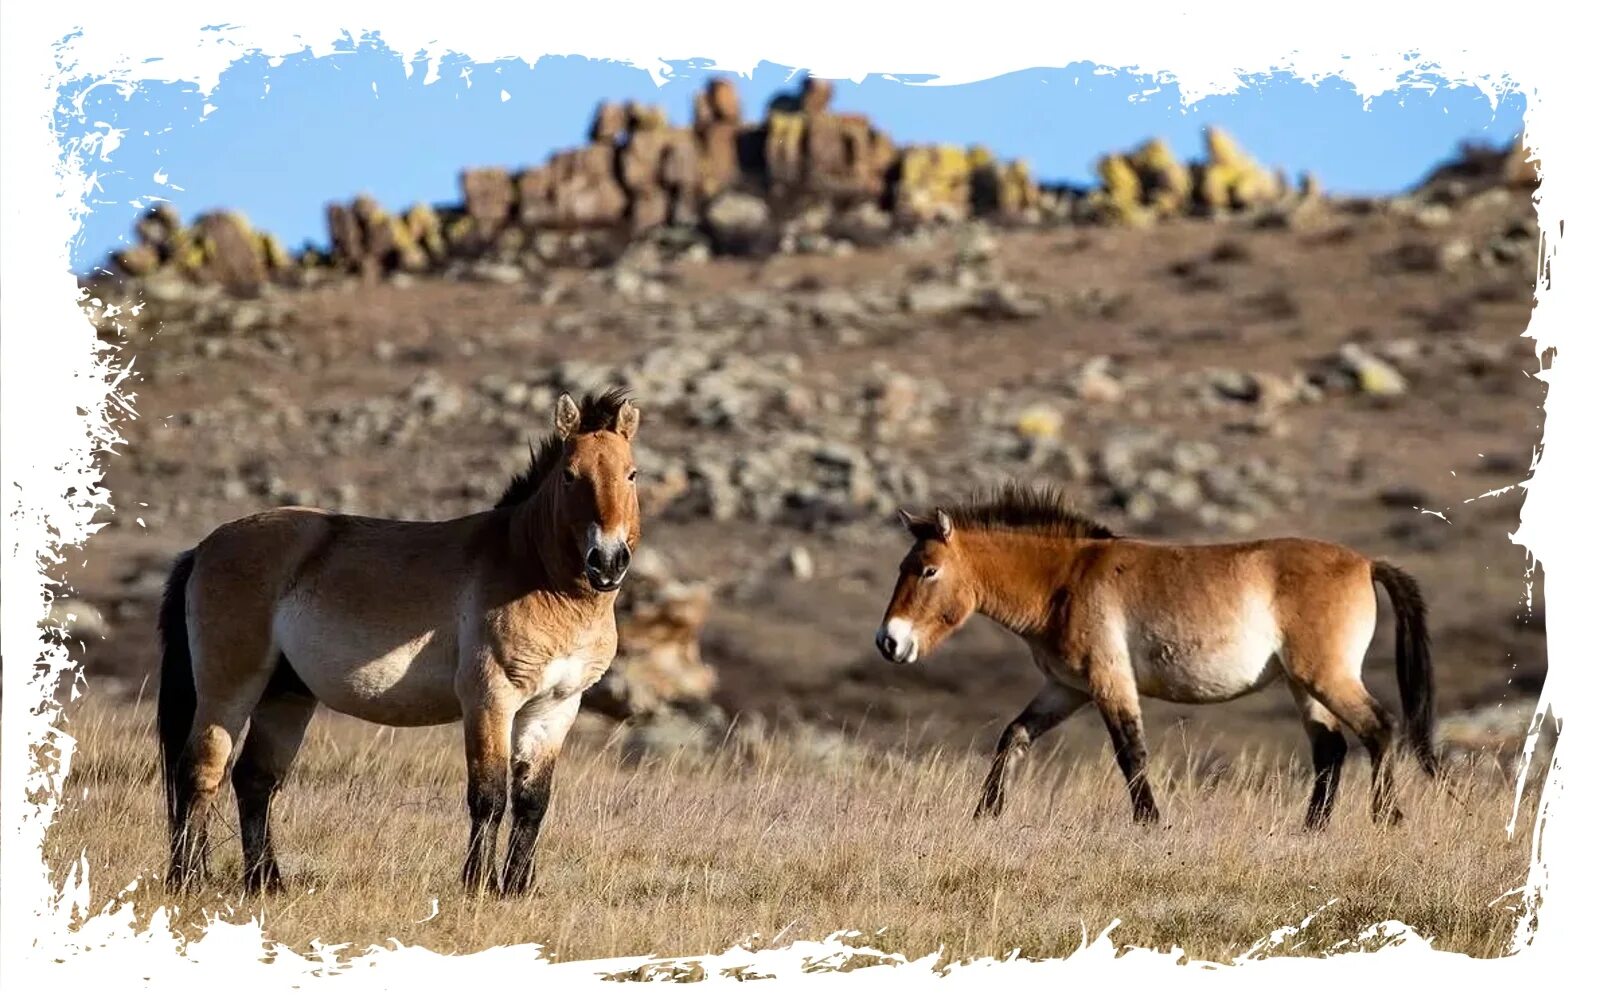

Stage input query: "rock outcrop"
[
  {"left": 99, "top": 75, "right": 1044, "bottom": 289},
  {"left": 93, "top": 88, "right": 1539, "bottom": 292},
  {"left": 1085, "top": 127, "right": 1298, "bottom": 224}
]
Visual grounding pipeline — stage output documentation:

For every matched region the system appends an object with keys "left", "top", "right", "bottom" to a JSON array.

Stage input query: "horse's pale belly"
[
  {"left": 1124, "top": 598, "right": 1282, "bottom": 703},
  {"left": 272, "top": 595, "right": 462, "bottom": 726}
]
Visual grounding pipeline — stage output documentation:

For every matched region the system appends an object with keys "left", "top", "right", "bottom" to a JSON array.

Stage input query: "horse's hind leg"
[
  {"left": 233, "top": 659, "right": 317, "bottom": 893},
  {"left": 172, "top": 691, "right": 270, "bottom": 889},
  {"left": 1289, "top": 663, "right": 1400, "bottom": 825},
  {"left": 1288, "top": 680, "right": 1347, "bottom": 829},
  {"left": 1089, "top": 660, "right": 1160, "bottom": 824},
  {"left": 171, "top": 639, "right": 278, "bottom": 889},
  {"left": 976, "top": 682, "right": 1089, "bottom": 819}
]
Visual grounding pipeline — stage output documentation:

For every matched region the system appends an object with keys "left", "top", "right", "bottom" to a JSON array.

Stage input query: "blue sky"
[{"left": 60, "top": 39, "right": 1526, "bottom": 274}]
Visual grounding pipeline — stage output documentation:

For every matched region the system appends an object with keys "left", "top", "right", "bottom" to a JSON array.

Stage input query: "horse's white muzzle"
[
  {"left": 584, "top": 524, "right": 631, "bottom": 592},
  {"left": 875, "top": 617, "right": 919, "bottom": 664}
]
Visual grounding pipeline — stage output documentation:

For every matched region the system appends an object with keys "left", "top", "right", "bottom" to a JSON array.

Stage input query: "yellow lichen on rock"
[
  {"left": 1195, "top": 126, "right": 1283, "bottom": 212},
  {"left": 259, "top": 233, "right": 291, "bottom": 272},
  {"left": 1015, "top": 404, "right": 1064, "bottom": 441},
  {"left": 894, "top": 145, "right": 971, "bottom": 224},
  {"left": 1129, "top": 139, "right": 1191, "bottom": 215}
]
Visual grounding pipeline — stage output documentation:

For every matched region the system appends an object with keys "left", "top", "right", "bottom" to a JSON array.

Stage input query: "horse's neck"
[
  {"left": 508, "top": 479, "right": 588, "bottom": 597},
  {"left": 964, "top": 530, "right": 1080, "bottom": 638}
]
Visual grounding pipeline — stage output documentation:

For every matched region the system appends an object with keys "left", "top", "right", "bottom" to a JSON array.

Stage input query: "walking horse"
[
  {"left": 158, "top": 389, "right": 642, "bottom": 894},
  {"left": 875, "top": 484, "right": 1439, "bottom": 828}
]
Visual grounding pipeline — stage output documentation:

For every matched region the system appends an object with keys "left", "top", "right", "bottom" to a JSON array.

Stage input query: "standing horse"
[
  {"left": 873, "top": 484, "right": 1438, "bottom": 829},
  {"left": 157, "top": 389, "right": 642, "bottom": 895}
]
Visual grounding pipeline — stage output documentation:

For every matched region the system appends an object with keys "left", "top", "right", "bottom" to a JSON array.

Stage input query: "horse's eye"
[
  {"left": 627, "top": 469, "right": 638, "bottom": 482},
  {"left": 562, "top": 469, "right": 579, "bottom": 485},
  {"left": 921, "top": 565, "right": 939, "bottom": 580}
]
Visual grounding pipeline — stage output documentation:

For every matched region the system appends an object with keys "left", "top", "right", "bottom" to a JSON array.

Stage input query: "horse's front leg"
[
  {"left": 460, "top": 700, "right": 514, "bottom": 895},
  {"left": 502, "top": 696, "right": 581, "bottom": 895},
  {"left": 976, "top": 682, "right": 1089, "bottom": 819}
]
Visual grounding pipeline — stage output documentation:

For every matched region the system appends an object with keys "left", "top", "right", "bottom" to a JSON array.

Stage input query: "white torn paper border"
[{"left": 2, "top": 2, "right": 1588, "bottom": 995}]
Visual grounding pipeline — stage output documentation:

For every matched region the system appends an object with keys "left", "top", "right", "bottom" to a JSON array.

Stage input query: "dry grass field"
[{"left": 42, "top": 693, "right": 1539, "bottom": 969}]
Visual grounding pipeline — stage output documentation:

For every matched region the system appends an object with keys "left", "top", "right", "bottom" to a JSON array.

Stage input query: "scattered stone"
[
  {"left": 1334, "top": 344, "right": 1408, "bottom": 396},
  {"left": 1015, "top": 404, "right": 1064, "bottom": 442},
  {"left": 902, "top": 281, "right": 973, "bottom": 316},
  {"left": 1073, "top": 357, "right": 1124, "bottom": 404},
  {"left": 787, "top": 546, "right": 815, "bottom": 581}
]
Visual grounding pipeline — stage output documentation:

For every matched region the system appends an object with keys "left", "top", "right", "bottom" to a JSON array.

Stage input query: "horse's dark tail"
[
  {"left": 157, "top": 549, "right": 197, "bottom": 830},
  {"left": 1372, "top": 560, "right": 1439, "bottom": 777}
]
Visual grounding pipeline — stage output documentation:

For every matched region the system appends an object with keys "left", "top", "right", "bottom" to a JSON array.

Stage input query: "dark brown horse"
[
  {"left": 875, "top": 485, "right": 1438, "bottom": 828},
  {"left": 158, "top": 390, "right": 642, "bottom": 895}
]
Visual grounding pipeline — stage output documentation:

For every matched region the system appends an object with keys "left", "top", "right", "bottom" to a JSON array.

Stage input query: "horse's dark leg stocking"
[
  {"left": 976, "top": 683, "right": 1088, "bottom": 818},
  {"left": 234, "top": 685, "right": 316, "bottom": 893},
  {"left": 1090, "top": 665, "right": 1160, "bottom": 825},
  {"left": 462, "top": 707, "right": 511, "bottom": 894},
  {"left": 502, "top": 698, "right": 579, "bottom": 896}
]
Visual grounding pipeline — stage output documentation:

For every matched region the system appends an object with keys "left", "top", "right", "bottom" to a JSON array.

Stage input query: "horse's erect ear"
[
  {"left": 934, "top": 509, "right": 954, "bottom": 541},
  {"left": 897, "top": 508, "right": 920, "bottom": 536},
  {"left": 615, "top": 400, "right": 640, "bottom": 441},
  {"left": 554, "top": 393, "right": 581, "bottom": 440}
]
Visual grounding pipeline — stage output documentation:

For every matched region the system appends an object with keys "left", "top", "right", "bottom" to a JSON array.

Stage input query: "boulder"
[
  {"left": 803, "top": 113, "right": 889, "bottom": 201},
  {"left": 114, "top": 243, "right": 161, "bottom": 277},
  {"left": 695, "top": 122, "right": 742, "bottom": 199},
  {"left": 1334, "top": 344, "right": 1408, "bottom": 397},
  {"left": 191, "top": 212, "right": 267, "bottom": 290},
  {"left": 1129, "top": 139, "right": 1191, "bottom": 215},
  {"left": 703, "top": 190, "right": 772, "bottom": 255},
  {"left": 801, "top": 75, "right": 833, "bottom": 116},
  {"left": 626, "top": 101, "right": 669, "bottom": 133},
  {"left": 590, "top": 101, "right": 628, "bottom": 144},
  {"left": 545, "top": 144, "right": 628, "bottom": 228},
  {"left": 764, "top": 111, "right": 807, "bottom": 191},
  {"left": 1090, "top": 154, "right": 1150, "bottom": 225},
  {"left": 1194, "top": 126, "right": 1283, "bottom": 212},
  {"left": 767, "top": 73, "right": 832, "bottom": 117},
  {"left": 327, "top": 201, "right": 365, "bottom": 266},
  {"left": 693, "top": 77, "right": 742, "bottom": 129},
  {"left": 135, "top": 204, "right": 184, "bottom": 254},
  {"left": 402, "top": 203, "right": 446, "bottom": 263},
  {"left": 461, "top": 167, "right": 516, "bottom": 235},
  {"left": 893, "top": 145, "right": 971, "bottom": 224},
  {"left": 970, "top": 148, "right": 1040, "bottom": 220}
]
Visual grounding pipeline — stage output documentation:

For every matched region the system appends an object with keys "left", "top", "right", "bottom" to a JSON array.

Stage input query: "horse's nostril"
[
  {"left": 585, "top": 548, "right": 604, "bottom": 570},
  {"left": 617, "top": 548, "right": 631, "bottom": 571}
]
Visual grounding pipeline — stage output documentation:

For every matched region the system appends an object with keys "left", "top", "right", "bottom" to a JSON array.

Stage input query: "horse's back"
[{"left": 188, "top": 506, "right": 342, "bottom": 618}]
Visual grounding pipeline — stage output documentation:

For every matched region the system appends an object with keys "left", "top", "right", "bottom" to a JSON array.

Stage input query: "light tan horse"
[
  {"left": 874, "top": 484, "right": 1438, "bottom": 829},
  {"left": 157, "top": 389, "right": 642, "bottom": 895}
]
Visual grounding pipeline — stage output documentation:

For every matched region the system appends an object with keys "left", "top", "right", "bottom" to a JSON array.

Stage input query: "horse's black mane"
[
  {"left": 494, "top": 388, "right": 634, "bottom": 509},
  {"left": 939, "top": 483, "right": 1118, "bottom": 540}
]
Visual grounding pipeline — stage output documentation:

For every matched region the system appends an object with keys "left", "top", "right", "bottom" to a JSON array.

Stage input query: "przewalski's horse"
[
  {"left": 157, "top": 389, "right": 642, "bottom": 895},
  {"left": 874, "top": 485, "right": 1439, "bottom": 829}
]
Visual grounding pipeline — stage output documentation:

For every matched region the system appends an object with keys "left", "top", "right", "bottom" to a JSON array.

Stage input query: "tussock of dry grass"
[{"left": 43, "top": 696, "right": 1538, "bottom": 966}]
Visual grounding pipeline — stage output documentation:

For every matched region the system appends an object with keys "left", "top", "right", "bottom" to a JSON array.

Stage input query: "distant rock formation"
[{"left": 93, "top": 78, "right": 1539, "bottom": 291}]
